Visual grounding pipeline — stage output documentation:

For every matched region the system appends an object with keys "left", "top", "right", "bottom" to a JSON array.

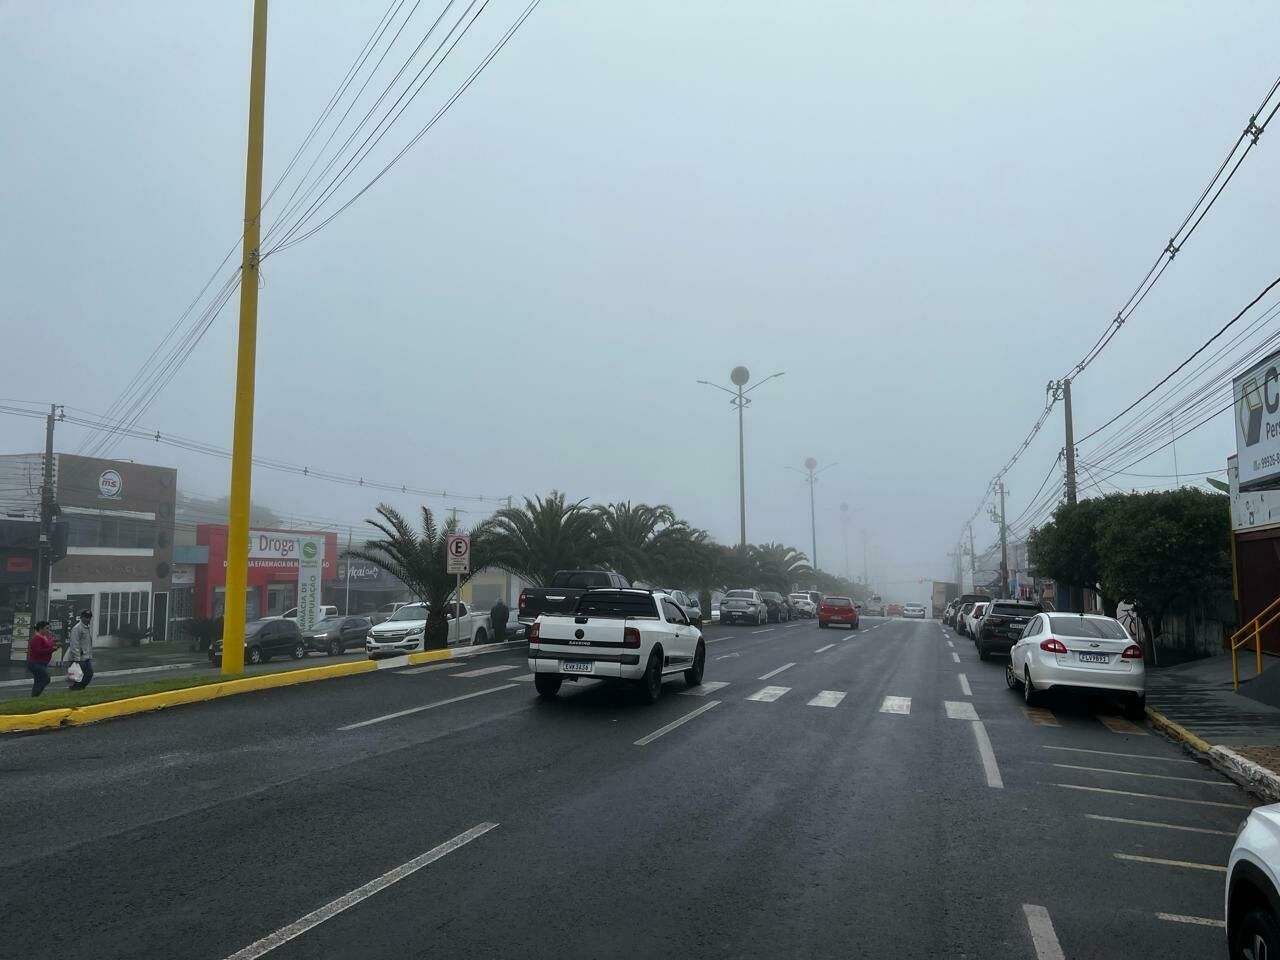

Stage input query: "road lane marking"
[
  {"left": 808, "top": 690, "right": 846, "bottom": 708},
  {"left": 1051, "top": 783, "right": 1249, "bottom": 809},
  {"left": 680, "top": 681, "right": 729, "bottom": 696},
  {"left": 815, "top": 643, "right": 835, "bottom": 653},
  {"left": 453, "top": 664, "right": 521, "bottom": 678},
  {"left": 880, "top": 696, "right": 911, "bottom": 714},
  {"left": 950, "top": 652, "right": 960, "bottom": 663},
  {"left": 758, "top": 663, "right": 796, "bottom": 680},
  {"left": 974, "top": 721, "right": 1004, "bottom": 788},
  {"left": 338, "top": 684, "right": 519, "bottom": 730},
  {"left": 1156, "top": 913, "right": 1226, "bottom": 928},
  {"left": 751, "top": 628, "right": 774, "bottom": 635},
  {"left": 1051, "top": 762, "right": 1230, "bottom": 785},
  {"left": 715, "top": 652, "right": 740, "bottom": 660},
  {"left": 945, "top": 700, "right": 978, "bottom": 720},
  {"left": 223, "top": 822, "right": 498, "bottom": 960},
  {"left": 634, "top": 700, "right": 721, "bottom": 745},
  {"left": 1098, "top": 714, "right": 1148, "bottom": 735},
  {"left": 1043, "top": 745, "right": 1198, "bottom": 764},
  {"left": 397, "top": 663, "right": 460, "bottom": 675},
  {"left": 1023, "top": 706, "right": 1059, "bottom": 727},
  {"left": 1084, "top": 814, "right": 1235, "bottom": 836},
  {"left": 1114, "top": 852, "right": 1226, "bottom": 873},
  {"left": 705, "top": 637, "right": 723, "bottom": 643},
  {"left": 946, "top": 640, "right": 954, "bottom": 648},
  {"left": 1021, "top": 904, "right": 1065, "bottom": 960},
  {"left": 514, "top": 673, "right": 536, "bottom": 682},
  {"left": 747, "top": 685, "right": 790, "bottom": 702},
  {"left": 785, "top": 622, "right": 804, "bottom": 629},
  {"left": 958, "top": 674, "right": 972, "bottom": 696}
]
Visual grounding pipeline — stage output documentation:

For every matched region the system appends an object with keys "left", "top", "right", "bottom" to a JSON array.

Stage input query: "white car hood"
[{"left": 370, "top": 618, "right": 427, "bottom": 637}]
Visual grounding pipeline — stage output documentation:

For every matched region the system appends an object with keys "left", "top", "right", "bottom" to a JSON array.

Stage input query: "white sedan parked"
[{"left": 1006, "top": 612, "right": 1146, "bottom": 717}]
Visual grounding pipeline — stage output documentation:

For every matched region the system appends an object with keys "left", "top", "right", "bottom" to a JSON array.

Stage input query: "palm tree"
[
  {"left": 593, "top": 501, "right": 678, "bottom": 581},
  {"left": 346, "top": 504, "right": 489, "bottom": 649},
  {"left": 476, "top": 491, "right": 604, "bottom": 586},
  {"left": 750, "top": 542, "right": 812, "bottom": 593}
]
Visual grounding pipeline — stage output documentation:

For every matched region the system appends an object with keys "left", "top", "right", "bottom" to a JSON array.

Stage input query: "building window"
[
  {"left": 67, "top": 515, "right": 155, "bottom": 549},
  {"left": 97, "top": 590, "right": 151, "bottom": 636}
]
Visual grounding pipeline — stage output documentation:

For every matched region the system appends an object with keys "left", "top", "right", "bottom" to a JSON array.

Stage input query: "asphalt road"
[{"left": 1, "top": 616, "right": 1247, "bottom": 959}]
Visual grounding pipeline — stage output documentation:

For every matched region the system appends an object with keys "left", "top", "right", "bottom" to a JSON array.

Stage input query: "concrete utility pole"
[
  {"left": 1063, "top": 378, "right": 1077, "bottom": 506},
  {"left": 37, "top": 404, "right": 59, "bottom": 621},
  {"left": 967, "top": 523, "right": 976, "bottom": 573},
  {"left": 840, "top": 503, "right": 849, "bottom": 579},
  {"left": 862, "top": 528, "right": 869, "bottom": 586},
  {"left": 806, "top": 458, "right": 818, "bottom": 571},
  {"left": 996, "top": 480, "right": 1010, "bottom": 598},
  {"left": 221, "top": 0, "right": 269, "bottom": 675}
]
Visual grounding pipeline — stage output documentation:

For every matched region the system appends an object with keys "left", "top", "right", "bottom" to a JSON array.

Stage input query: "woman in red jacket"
[{"left": 27, "top": 620, "right": 56, "bottom": 697}]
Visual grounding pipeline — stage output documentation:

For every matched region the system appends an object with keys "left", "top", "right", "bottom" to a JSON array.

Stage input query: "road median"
[{"left": 0, "top": 640, "right": 526, "bottom": 734}]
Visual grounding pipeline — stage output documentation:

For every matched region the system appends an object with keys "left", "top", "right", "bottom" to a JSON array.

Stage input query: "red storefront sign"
[
  {"left": 6, "top": 556, "right": 33, "bottom": 573},
  {"left": 194, "top": 525, "right": 339, "bottom": 618}
]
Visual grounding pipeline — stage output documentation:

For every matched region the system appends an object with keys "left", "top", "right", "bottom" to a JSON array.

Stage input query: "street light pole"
[
  {"left": 840, "top": 503, "right": 849, "bottom": 580},
  {"left": 790, "top": 459, "right": 836, "bottom": 573}
]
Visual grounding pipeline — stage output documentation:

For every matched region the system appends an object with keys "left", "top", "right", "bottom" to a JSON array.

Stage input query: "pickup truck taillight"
[
  {"left": 528, "top": 621, "right": 540, "bottom": 643},
  {"left": 623, "top": 627, "right": 641, "bottom": 649}
]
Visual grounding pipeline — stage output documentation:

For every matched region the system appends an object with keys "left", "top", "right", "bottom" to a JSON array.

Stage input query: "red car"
[
  {"left": 818, "top": 596, "right": 860, "bottom": 630},
  {"left": 886, "top": 603, "right": 903, "bottom": 618}
]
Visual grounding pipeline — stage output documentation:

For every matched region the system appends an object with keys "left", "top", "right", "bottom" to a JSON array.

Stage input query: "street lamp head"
[
  {"left": 730, "top": 366, "right": 750, "bottom": 387},
  {"left": 805, "top": 457, "right": 818, "bottom": 471}
]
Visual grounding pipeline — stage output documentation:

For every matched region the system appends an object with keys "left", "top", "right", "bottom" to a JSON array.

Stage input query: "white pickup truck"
[
  {"left": 528, "top": 588, "right": 705, "bottom": 702},
  {"left": 365, "top": 601, "right": 492, "bottom": 657}
]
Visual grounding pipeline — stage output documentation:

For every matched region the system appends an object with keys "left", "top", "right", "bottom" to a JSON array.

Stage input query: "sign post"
[{"left": 446, "top": 534, "right": 470, "bottom": 645}]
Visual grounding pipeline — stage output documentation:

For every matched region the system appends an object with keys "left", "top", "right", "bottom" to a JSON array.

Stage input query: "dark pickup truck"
[{"left": 518, "top": 570, "right": 632, "bottom": 624}]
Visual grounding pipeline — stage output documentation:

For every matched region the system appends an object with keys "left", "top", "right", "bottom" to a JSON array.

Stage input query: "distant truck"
[
  {"left": 518, "top": 570, "right": 632, "bottom": 624},
  {"left": 932, "top": 581, "right": 958, "bottom": 619}
]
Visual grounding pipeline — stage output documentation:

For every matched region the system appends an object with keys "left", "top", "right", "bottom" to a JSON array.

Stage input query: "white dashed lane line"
[
  {"left": 958, "top": 674, "right": 972, "bottom": 696},
  {"left": 814, "top": 643, "right": 835, "bottom": 653},
  {"left": 680, "top": 681, "right": 730, "bottom": 696},
  {"left": 758, "top": 663, "right": 796, "bottom": 680},
  {"left": 338, "top": 684, "right": 519, "bottom": 731},
  {"left": 751, "top": 628, "right": 774, "bottom": 635},
  {"left": 634, "top": 700, "right": 722, "bottom": 746},
  {"left": 950, "top": 652, "right": 960, "bottom": 663},
  {"left": 453, "top": 664, "right": 521, "bottom": 679},
  {"left": 1021, "top": 904, "right": 1065, "bottom": 960}
]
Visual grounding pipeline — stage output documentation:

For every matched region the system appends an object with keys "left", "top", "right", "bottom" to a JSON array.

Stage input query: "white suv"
[{"left": 529, "top": 589, "right": 705, "bottom": 702}]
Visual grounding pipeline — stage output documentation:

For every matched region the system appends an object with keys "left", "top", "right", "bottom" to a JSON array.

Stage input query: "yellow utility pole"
[{"left": 221, "top": 0, "right": 269, "bottom": 674}]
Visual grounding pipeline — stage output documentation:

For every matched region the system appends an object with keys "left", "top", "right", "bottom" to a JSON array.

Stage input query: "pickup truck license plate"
[
  {"left": 561, "top": 660, "right": 593, "bottom": 674},
  {"left": 1078, "top": 652, "right": 1109, "bottom": 664}
]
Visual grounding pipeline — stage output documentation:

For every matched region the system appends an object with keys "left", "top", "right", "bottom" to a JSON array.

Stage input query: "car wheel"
[
  {"left": 248, "top": 645, "right": 263, "bottom": 665},
  {"left": 474, "top": 629, "right": 487, "bottom": 646},
  {"left": 684, "top": 641, "right": 706, "bottom": 687},
  {"left": 1125, "top": 693, "right": 1147, "bottom": 721},
  {"left": 292, "top": 642, "right": 306, "bottom": 660},
  {"left": 757, "top": 610, "right": 766, "bottom": 626},
  {"left": 1005, "top": 662, "right": 1021, "bottom": 690},
  {"left": 1023, "top": 668, "right": 1039, "bottom": 706},
  {"left": 534, "top": 673, "right": 562, "bottom": 699},
  {"left": 852, "top": 620, "right": 860, "bottom": 631},
  {"left": 1232, "top": 904, "right": 1280, "bottom": 960},
  {"left": 638, "top": 649, "right": 663, "bottom": 703},
  {"left": 328, "top": 638, "right": 342, "bottom": 656}
]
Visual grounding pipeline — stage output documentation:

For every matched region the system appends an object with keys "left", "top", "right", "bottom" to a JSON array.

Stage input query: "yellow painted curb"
[
  {"left": 1146, "top": 706, "right": 1213, "bottom": 754},
  {"left": 407, "top": 649, "right": 453, "bottom": 666},
  {"left": 0, "top": 708, "right": 73, "bottom": 732}
]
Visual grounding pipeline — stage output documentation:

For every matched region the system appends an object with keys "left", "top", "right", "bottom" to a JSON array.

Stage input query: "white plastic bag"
[{"left": 66, "top": 662, "right": 84, "bottom": 684}]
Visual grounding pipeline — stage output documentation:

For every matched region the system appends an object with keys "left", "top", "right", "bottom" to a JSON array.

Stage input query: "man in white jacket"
[{"left": 67, "top": 609, "right": 95, "bottom": 690}]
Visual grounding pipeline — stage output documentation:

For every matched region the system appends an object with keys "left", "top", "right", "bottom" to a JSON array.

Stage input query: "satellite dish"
[
  {"left": 805, "top": 457, "right": 818, "bottom": 471},
  {"left": 730, "top": 366, "right": 750, "bottom": 386}
]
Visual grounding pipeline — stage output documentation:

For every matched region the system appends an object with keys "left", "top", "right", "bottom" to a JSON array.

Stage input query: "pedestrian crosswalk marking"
[
  {"left": 747, "top": 685, "right": 790, "bottom": 702},
  {"left": 681, "top": 681, "right": 730, "bottom": 696},
  {"left": 453, "top": 664, "right": 521, "bottom": 679},
  {"left": 397, "top": 663, "right": 460, "bottom": 675},
  {"left": 945, "top": 700, "right": 979, "bottom": 721},
  {"left": 1024, "top": 706, "right": 1059, "bottom": 727},
  {"left": 1098, "top": 714, "right": 1148, "bottom": 736},
  {"left": 879, "top": 695, "right": 911, "bottom": 714},
  {"left": 808, "top": 690, "right": 846, "bottom": 708}
]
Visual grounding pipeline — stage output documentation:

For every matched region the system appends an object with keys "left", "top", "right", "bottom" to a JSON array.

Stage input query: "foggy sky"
[{"left": 3, "top": 1, "right": 1277, "bottom": 602}]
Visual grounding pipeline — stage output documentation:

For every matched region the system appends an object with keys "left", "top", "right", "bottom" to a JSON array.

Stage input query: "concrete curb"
[
  {"left": 1208, "top": 745, "right": 1280, "bottom": 803},
  {"left": 0, "top": 640, "right": 528, "bottom": 734},
  {"left": 1145, "top": 706, "right": 1213, "bottom": 754}
]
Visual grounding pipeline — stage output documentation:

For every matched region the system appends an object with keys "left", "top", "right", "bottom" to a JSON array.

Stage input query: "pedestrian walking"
[
  {"left": 26, "top": 621, "right": 56, "bottom": 697},
  {"left": 489, "top": 598, "right": 509, "bottom": 644},
  {"left": 67, "top": 609, "right": 95, "bottom": 690}
]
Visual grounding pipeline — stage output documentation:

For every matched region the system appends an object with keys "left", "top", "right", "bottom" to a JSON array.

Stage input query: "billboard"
[{"left": 1235, "top": 351, "right": 1280, "bottom": 491}]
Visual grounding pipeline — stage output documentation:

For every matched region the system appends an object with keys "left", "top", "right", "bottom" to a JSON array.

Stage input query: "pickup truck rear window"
[
  {"left": 574, "top": 592, "right": 659, "bottom": 619},
  {"left": 555, "top": 572, "right": 615, "bottom": 588}
]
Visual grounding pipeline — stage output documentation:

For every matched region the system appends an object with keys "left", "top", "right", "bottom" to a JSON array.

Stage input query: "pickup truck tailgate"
[{"left": 529, "top": 615, "right": 643, "bottom": 677}]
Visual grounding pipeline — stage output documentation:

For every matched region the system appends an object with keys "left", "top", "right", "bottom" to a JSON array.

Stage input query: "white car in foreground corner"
[
  {"left": 1228, "top": 804, "right": 1280, "bottom": 958},
  {"left": 902, "top": 602, "right": 927, "bottom": 619},
  {"left": 1007, "top": 612, "right": 1145, "bottom": 717},
  {"left": 528, "top": 588, "right": 704, "bottom": 702}
]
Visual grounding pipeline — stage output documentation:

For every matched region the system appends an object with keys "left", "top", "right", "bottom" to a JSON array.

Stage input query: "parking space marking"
[
  {"left": 680, "top": 681, "right": 730, "bottom": 696},
  {"left": 1156, "top": 913, "right": 1226, "bottom": 928},
  {"left": 453, "top": 664, "right": 522, "bottom": 679},
  {"left": 1084, "top": 814, "right": 1235, "bottom": 836},
  {"left": 338, "top": 684, "right": 519, "bottom": 730},
  {"left": 1051, "top": 783, "right": 1249, "bottom": 809},
  {"left": 634, "top": 700, "right": 722, "bottom": 745},
  {"left": 815, "top": 643, "right": 835, "bottom": 653},
  {"left": 758, "top": 663, "right": 796, "bottom": 680},
  {"left": 1098, "top": 714, "right": 1148, "bottom": 735},
  {"left": 950, "top": 652, "right": 961, "bottom": 663},
  {"left": 808, "top": 690, "right": 847, "bottom": 708},
  {"left": 958, "top": 674, "right": 972, "bottom": 696},
  {"left": 223, "top": 822, "right": 499, "bottom": 960},
  {"left": 1044, "top": 745, "right": 1198, "bottom": 765},
  {"left": 1114, "top": 852, "right": 1227, "bottom": 873},
  {"left": 880, "top": 696, "right": 912, "bottom": 714},
  {"left": 397, "top": 663, "right": 461, "bottom": 675},
  {"left": 1024, "top": 706, "right": 1060, "bottom": 727},
  {"left": 1052, "top": 762, "right": 1231, "bottom": 786},
  {"left": 747, "top": 685, "right": 790, "bottom": 702},
  {"left": 945, "top": 700, "right": 979, "bottom": 720},
  {"left": 974, "top": 721, "right": 1004, "bottom": 788},
  {"left": 1021, "top": 904, "right": 1065, "bottom": 960}
]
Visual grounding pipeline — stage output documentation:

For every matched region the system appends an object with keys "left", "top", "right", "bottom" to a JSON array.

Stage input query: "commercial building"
[{"left": 194, "top": 524, "right": 339, "bottom": 620}]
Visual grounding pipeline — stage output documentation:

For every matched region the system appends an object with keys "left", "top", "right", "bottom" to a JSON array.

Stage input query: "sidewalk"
[{"left": 1146, "top": 652, "right": 1280, "bottom": 800}]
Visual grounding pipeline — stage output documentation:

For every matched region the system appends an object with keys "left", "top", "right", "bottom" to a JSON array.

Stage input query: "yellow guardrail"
[{"left": 1232, "top": 596, "right": 1280, "bottom": 688}]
